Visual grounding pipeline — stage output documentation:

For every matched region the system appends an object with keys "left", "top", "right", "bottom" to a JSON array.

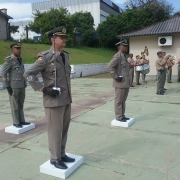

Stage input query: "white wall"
[{"left": 130, "top": 34, "right": 180, "bottom": 75}]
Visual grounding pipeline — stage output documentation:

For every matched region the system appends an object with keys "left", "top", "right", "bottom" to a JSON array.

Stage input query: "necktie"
[
  {"left": 60, "top": 53, "right": 65, "bottom": 65},
  {"left": 17, "top": 57, "right": 21, "bottom": 65}
]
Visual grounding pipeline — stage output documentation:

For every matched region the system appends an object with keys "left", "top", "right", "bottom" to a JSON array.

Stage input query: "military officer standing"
[
  {"left": 2, "top": 42, "right": 30, "bottom": 128},
  {"left": 108, "top": 40, "right": 130, "bottom": 122},
  {"left": 24, "top": 26, "right": 74, "bottom": 169},
  {"left": 156, "top": 51, "right": 168, "bottom": 95}
]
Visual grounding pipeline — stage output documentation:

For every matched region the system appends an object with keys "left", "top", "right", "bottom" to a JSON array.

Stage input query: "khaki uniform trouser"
[
  {"left": 9, "top": 88, "right": 25, "bottom": 124},
  {"left": 136, "top": 71, "right": 141, "bottom": 84},
  {"left": 45, "top": 104, "right": 71, "bottom": 161},
  {"left": 114, "top": 88, "right": 129, "bottom": 120},
  {"left": 129, "top": 67, "right": 134, "bottom": 85},
  {"left": 157, "top": 70, "right": 166, "bottom": 93},
  {"left": 167, "top": 67, "right": 172, "bottom": 82}
]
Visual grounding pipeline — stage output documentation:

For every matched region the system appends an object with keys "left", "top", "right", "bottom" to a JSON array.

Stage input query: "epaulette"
[
  {"left": 4, "top": 56, "right": 12, "bottom": 62},
  {"left": 41, "top": 50, "right": 49, "bottom": 55},
  {"left": 63, "top": 50, "right": 69, "bottom": 54}
]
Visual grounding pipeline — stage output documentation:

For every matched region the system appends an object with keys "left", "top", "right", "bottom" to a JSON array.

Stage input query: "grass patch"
[{"left": 0, "top": 41, "right": 116, "bottom": 64}]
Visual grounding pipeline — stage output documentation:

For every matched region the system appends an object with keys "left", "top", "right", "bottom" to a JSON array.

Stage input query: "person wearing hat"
[
  {"left": 24, "top": 26, "right": 74, "bottom": 169},
  {"left": 1, "top": 42, "right": 30, "bottom": 128},
  {"left": 156, "top": 51, "right": 168, "bottom": 95},
  {"left": 108, "top": 40, "right": 130, "bottom": 122}
]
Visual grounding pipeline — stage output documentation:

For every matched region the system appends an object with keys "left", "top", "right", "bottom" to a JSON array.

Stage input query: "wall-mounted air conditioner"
[{"left": 158, "top": 36, "right": 172, "bottom": 46}]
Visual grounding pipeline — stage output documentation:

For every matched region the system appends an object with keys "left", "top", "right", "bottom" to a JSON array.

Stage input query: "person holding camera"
[{"left": 108, "top": 40, "right": 130, "bottom": 122}]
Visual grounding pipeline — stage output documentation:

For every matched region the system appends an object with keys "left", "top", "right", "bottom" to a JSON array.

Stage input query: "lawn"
[{"left": 0, "top": 41, "right": 116, "bottom": 64}]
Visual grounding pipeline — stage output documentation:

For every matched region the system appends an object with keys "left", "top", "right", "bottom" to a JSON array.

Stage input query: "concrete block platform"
[
  {"left": 40, "top": 153, "right": 84, "bottom": 179},
  {"left": 111, "top": 118, "right": 134, "bottom": 127},
  {"left": 5, "top": 123, "right": 35, "bottom": 134}
]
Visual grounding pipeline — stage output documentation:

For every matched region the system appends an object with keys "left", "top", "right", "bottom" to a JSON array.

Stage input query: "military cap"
[
  {"left": 46, "top": 26, "right": 67, "bottom": 37},
  {"left": 115, "top": 39, "right": 129, "bottom": 47},
  {"left": 10, "top": 42, "right": 22, "bottom": 48},
  {"left": 157, "top": 51, "right": 162, "bottom": 54}
]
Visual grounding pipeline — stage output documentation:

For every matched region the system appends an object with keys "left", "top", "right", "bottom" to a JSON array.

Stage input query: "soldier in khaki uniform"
[
  {"left": 2, "top": 42, "right": 30, "bottom": 128},
  {"left": 177, "top": 59, "right": 180, "bottom": 82},
  {"left": 24, "top": 27, "right": 74, "bottom": 169},
  {"left": 166, "top": 56, "right": 174, "bottom": 83},
  {"left": 108, "top": 40, "right": 130, "bottom": 122},
  {"left": 156, "top": 51, "right": 168, "bottom": 95},
  {"left": 127, "top": 53, "right": 135, "bottom": 87}
]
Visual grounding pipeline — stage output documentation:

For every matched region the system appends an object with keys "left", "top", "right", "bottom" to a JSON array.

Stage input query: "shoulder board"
[
  {"left": 63, "top": 50, "right": 69, "bottom": 54},
  {"left": 41, "top": 50, "right": 49, "bottom": 55},
  {"left": 4, "top": 56, "right": 12, "bottom": 62}
]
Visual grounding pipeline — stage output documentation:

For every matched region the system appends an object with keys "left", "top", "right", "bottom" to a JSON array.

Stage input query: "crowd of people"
[{"left": 127, "top": 51, "right": 180, "bottom": 92}]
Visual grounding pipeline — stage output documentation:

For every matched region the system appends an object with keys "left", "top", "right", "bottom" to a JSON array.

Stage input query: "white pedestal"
[
  {"left": 40, "top": 153, "right": 83, "bottom": 179},
  {"left": 5, "top": 123, "right": 35, "bottom": 134},
  {"left": 111, "top": 118, "right": 134, "bottom": 127}
]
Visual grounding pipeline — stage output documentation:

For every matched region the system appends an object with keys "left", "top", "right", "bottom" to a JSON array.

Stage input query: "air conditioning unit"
[{"left": 158, "top": 36, "right": 172, "bottom": 46}]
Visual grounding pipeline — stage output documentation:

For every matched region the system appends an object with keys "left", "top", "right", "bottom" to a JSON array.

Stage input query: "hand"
[
  {"left": 115, "top": 76, "right": 123, "bottom": 82},
  {"left": 43, "top": 87, "right": 60, "bottom": 98},
  {"left": 7, "top": 87, "right": 13, "bottom": 96}
]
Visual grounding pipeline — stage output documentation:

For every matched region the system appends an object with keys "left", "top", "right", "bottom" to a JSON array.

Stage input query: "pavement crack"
[
  {"left": 84, "top": 162, "right": 125, "bottom": 176},
  {"left": 12, "top": 145, "right": 31, "bottom": 151},
  {"left": 166, "top": 162, "right": 180, "bottom": 180}
]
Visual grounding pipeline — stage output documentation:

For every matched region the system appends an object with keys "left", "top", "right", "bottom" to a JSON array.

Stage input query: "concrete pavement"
[{"left": 0, "top": 78, "right": 180, "bottom": 180}]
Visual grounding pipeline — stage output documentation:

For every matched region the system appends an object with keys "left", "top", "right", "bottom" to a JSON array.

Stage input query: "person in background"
[
  {"left": 156, "top": 51, "right": 168, "bottom": 95},
  {"left": 166, "top": 55, "right": 174, "bottom": 83},
  {"left": 127, "top": 53, "right": 135, "bottom": 87},
  {"left": 177, "top": 59, "right": 180, "bottom": 82},
  {"left": 141, "top": 54, "right": 150, "bottom": 84},
  {"left": 135, "top": 55, "right": 143, "bottom": 85}
]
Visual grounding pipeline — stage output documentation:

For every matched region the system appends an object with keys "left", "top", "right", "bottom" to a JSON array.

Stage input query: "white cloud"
[{"left": 0, "top": 3, "right": 32, "bottom": 21}]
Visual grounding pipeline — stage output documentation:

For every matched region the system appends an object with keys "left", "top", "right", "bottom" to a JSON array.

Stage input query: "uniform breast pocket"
[{"left": 13, "top": 74, "right": 21, "bottom": 81}]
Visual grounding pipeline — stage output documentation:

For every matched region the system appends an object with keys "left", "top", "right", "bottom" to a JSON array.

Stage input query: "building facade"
[
  {"left": 10, "top": 20, "right": 40, "bottom": 41},
  {"left": 118, "top": 16, "right": 180, "bottom": 76},
  {"left": 0, "top": 9, "right": 13, "bottom": 40},
  {"left": 31, "top": 0, "right": 122, "bottom": 28}
]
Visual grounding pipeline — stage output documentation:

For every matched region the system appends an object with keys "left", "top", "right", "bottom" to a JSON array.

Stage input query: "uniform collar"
[{"left": 49, "top": 47, "right": 63, "bottom": 55}]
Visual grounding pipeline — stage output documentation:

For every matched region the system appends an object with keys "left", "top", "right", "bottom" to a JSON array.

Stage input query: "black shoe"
[
  {"left": 163, "top": 88, "right": 167, "bottom": 91},
  {"left": 20, "top": 122, "right": 31, "bottom": 125},
  {"left": 136, "top": 83, "right": 141, "bottom": 85},
  {"left": 13, "top": 124, "right": 23, "bottom": 128},
  {"left": 157, "top": 92, "right": 164, "bottom": 95},
  {"left": 61, "top": 155, "right": 75, "bottom": 162},
  {"left": 167, "top": 82, "right": 173, "bottom": 83},
  {"left": 122, "top": 115, "right": 130, "bottom": 120},
  {"left": 130, "top": 84, "right": 135, "bottom": 87},
  {"left": 117, "top": 118, "right": 127, "bottom": 122},
  {"left": 50, "top": 160, "right": 68, "bottom": 169}
]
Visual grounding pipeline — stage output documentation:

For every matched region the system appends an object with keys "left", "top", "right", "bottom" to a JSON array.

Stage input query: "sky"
[{"left": 0, "top": 0, "right": 180, "bottom": 22}]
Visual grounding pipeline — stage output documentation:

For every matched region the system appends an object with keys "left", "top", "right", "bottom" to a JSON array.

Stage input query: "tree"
[
  {"left": 29, "top": 8, "right": 73, "bottom": 45},
  {"left": 10, "top": 25, "right": 19, "bottom": 34},
  {"left": 70, "top": 12, "right": 95, "bottom": 46},
  {"left": 97, "top": 0, "right": 173, "bottom": 47}
]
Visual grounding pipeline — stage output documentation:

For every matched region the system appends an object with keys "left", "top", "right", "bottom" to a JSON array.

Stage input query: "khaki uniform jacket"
[
  {"left": 156, "top": 58, "right": 166, "bottom": 71},
  {"left": 2, "top": 54, "right": 26, "bottom": 88},
  {"left": 24, "top": 48, "right": 72, "bottom": 108},
  {"left": 108, "top": 52, "right": 130, "bottom": 88}
]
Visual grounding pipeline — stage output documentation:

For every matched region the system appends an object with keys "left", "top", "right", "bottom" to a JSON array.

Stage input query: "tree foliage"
[
  {"left": 29, "top": 8, "right": 73, "bottom": 45},
  {"left": 10, "top": 25, "right": 19, "bottom": 34},
  {"left": 97, "top": 0, "right": 173, "bottom": 47},
  {"left": 70, "top": 12, "right": 95, "bottom": 46}
]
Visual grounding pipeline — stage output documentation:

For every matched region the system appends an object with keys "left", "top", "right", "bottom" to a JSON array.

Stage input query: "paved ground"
[{"left": 0, "top": 77, "right": 180, "bottom": 180}]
